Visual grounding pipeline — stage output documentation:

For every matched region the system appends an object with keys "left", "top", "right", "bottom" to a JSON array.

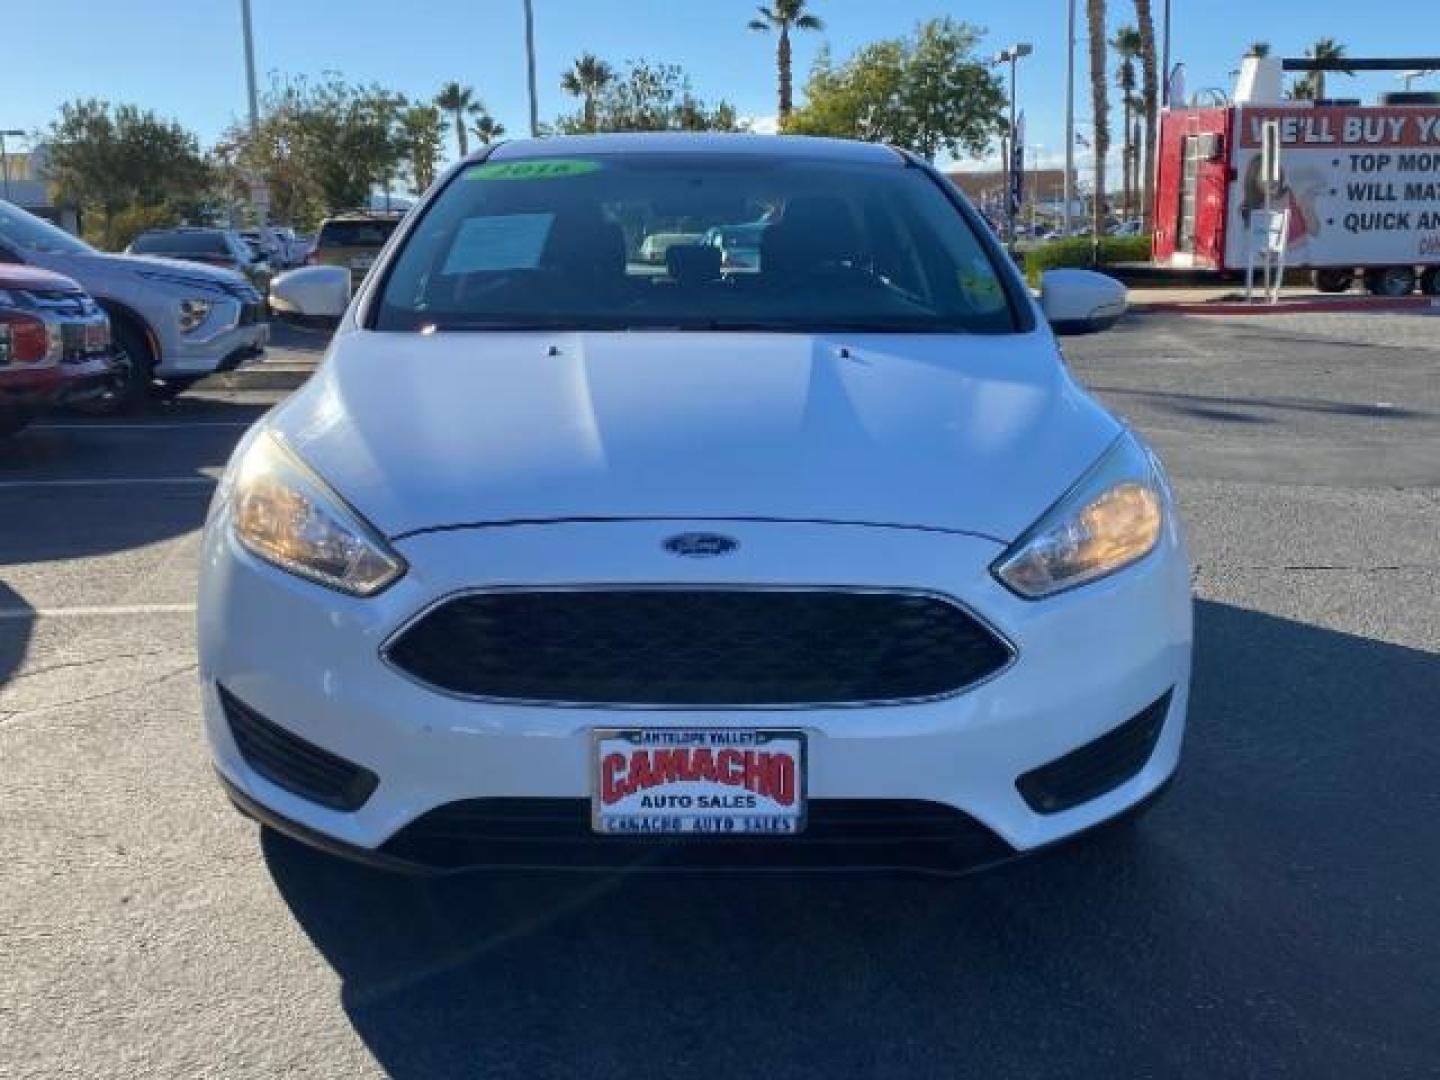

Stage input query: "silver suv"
[{"left": 0, "top": 200, "right": 269, "bottom": 407}]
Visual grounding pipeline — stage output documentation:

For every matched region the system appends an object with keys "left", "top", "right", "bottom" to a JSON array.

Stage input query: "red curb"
[{"left": 1133, "top": 295, "right": 1440, "bottom": 316}]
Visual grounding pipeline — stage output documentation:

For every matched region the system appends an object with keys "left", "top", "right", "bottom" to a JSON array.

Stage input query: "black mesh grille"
[
  {"left": 385, "top": 589, "right": 1013, "bottom": 707},
  {"left": 219, "top": 685, "right": 378, "bottom": 812},
  {"left": 1016, "top": 690, "right": 1173, "bottom": 814},
  {"left": 379, "top": 798, "right": 1014, "bottom": 872}
]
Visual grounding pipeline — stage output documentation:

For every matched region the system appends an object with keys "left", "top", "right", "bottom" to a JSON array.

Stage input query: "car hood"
[
  {"left": 275, "top": 329, "right": 1121, "bottom": 543},
  {"left": 63, "top": 251, "right": 248, "bottom": 288},
  {"left": 0, "top": 263, "right": 83, "bottom": 292}
]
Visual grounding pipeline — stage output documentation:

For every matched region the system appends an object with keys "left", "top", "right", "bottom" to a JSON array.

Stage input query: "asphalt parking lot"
[{"left": 2, "top": 313, "right": 1437, "bottom": 1079}]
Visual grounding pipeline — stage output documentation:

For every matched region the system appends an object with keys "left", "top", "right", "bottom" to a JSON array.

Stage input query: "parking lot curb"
[{"left": 1132, "top": 295, "right": 1440, "bottom": 316}]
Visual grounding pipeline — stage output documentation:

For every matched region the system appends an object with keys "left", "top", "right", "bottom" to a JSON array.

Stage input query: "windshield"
[
  {"left": 374, "top": 154, "right": 1018, "bottom": 334},
  {"left": 0, "top": 200, "right": 94, "bottom": 255}
]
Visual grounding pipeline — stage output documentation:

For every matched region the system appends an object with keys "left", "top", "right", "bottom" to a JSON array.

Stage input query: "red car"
[{"left": 0, "top": 265, "right": 114, "bottom": 436}]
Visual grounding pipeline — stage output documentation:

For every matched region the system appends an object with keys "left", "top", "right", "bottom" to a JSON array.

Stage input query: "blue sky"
[{"left": 6, "top": 0, "right": 1435, "bottom": 176}]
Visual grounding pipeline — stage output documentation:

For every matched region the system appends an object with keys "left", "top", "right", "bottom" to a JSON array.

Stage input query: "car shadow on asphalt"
[
  {"left": 260, "top": 599, "right": 1440, "bottom": 1079},
  {"left": 0, "top": 397, "right": 271, "bottom": 567},
  {"left": 0, "top": 580, "right": 33, "bottom": 690},
  {"left": 266, "top": 320, "right": 331, "bottom": 355},
  {"left": 1090, "top": 385, "right": 1433, "bottom": 425}
]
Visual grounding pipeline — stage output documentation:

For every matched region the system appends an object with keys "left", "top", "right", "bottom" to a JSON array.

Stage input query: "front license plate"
[{"left": 592, "top": 729, "right": 806, "bottom": 836}]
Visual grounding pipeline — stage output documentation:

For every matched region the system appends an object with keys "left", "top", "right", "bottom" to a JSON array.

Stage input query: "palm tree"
[
  {"left": 401, "top": 104, "right": 445, "bottom": 192},
  {"left": 1245, "top": 41, "right": 1271, "bottom": 59},
  {"left": 1132, "top": 0, "right": 1159, "bottom": 232},
  {"left": 747, "top": 1, "right": 825, "bottom": 121},
  {"left": 1087, "top": 0, "right": 1111, "bottom": 237},
  {"left": 470, "top": 113, "right": 507, "bottom": 147},
  {"left": 1113, "top": 26, "right": 1142, "bottom": 219},
  {"left": 435, "top": 81, "right": 480, "bottom": 157},
  {"left": 1305, "top": 37, "right": 1353, "bottom": 101},
  {"left": 560, "top": 54, "right": 616, "bottom": 133}
]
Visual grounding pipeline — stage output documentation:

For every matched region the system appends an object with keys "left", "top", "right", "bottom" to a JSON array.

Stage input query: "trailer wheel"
[
  {"left": 1364, "top": 267, "right": 1416, "bottom": 297},
  {"left": 1421, "top": 268, "right": 1440, "bottom": 296},
  {"left": 1312, "top": 269, "right": 1354, "bottom": 293}
]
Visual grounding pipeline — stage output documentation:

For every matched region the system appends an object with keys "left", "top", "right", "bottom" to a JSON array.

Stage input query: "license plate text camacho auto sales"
[{"left": 592, "top": 730, "right": 807, "bottom": 836}]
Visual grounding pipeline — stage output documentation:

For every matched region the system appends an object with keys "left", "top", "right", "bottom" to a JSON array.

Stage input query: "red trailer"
[{"left": 1153, "top": 59, "right": 1440, "bottom": 296}]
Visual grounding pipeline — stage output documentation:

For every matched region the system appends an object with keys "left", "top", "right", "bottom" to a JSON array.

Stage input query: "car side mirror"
[
  {"left": 1040, "top": 269, "right": 1127, "bottom": 335},
  {"left": 268, "top": 265, "right": 351, "bottom": 327}
]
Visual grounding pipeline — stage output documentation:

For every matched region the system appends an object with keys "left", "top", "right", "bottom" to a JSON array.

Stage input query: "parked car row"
[
  {"left": 0, "top": 198, "right": 270, "bottom": 414},
  {"left": 303, "top": 210, "right": 403, "bottom": 289},
  {"left": 0, "top": 264, "right": 116, "bottom": 435},
  {"left": 242, "top": 226, "right": 310, "bottom": 270},
  {"left": 128, "top": 227, "right": 273, "bottom": 290}
]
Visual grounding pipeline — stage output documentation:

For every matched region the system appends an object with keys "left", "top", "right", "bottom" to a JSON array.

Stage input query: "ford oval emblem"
[{"left": 663, "top": 532, "right": 739, "bottom": 558}]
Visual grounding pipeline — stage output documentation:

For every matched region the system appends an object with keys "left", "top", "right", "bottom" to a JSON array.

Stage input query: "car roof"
[
  {"left": 322, "top": 210, "right": 405, "bottom": 222},
  {"left": 480, "top": 133, "right": 906, "bottom": 166}
]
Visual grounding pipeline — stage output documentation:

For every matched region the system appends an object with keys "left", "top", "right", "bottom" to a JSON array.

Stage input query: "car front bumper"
[
  {"left": 155, "top": 319, "right": 269, "bottom": 379},
  {"left": 0, "top": 365, "right": 65, "bottom": 409},
  {"left": 198, "top": 518, "right": 1193, "bottom": 871},
  {"left": 55, "top": 355, "right": 118, "bottom": 405}
]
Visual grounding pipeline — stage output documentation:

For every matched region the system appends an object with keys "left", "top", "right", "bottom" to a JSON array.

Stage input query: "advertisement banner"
[{"left": 1224, "top": 106, "right": 1440, "bottom": 268}]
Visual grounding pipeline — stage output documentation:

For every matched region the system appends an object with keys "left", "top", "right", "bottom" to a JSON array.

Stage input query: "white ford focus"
[{"left": 200, "top": 135, "right": 1191, "bottom": 874}]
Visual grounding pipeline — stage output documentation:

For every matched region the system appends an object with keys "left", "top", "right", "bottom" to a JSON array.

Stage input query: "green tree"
[
  {"left": 747, "top": 0, "right": 825, "bottom": 121},
  {"left": 1245, "top": 41, "right": 1271, "bottom": 58},
  {"left": 435, "top": 81, "right": 480, "bottom": 157},
  {"left": 553, "top": 60, "right": 741, "bottom": 133},
  {"left": 560, "top": 54, "right": 616, "bottom": 132},
  {"left": 400, "top": 104, "right": 445, "bottom": 193},
  {"left": 226, "top": 75, "right": 411, "bottom": 226},
  {"left": 46, "top": 99, "right": 213, "bottom": 248},
  {"left": 1113, "top": 26, "right": 1142, "bottom": 218},
  {"left": 1087, "top": 0, "right": 1111, "bottom": 234},
  {"left": 785, "top": 19, "right": 1006, "bottom": 162}
]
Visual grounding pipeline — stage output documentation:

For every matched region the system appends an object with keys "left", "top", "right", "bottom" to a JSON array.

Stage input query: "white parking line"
[
  {"left": 30, "top": 422, "right": 255, "bottom": 431},
  {"left": 0, "top": 476, "right": 216, "bottom": 490},
  {"left": 0, "top": 602, "right": 197, "bottom": 621}
]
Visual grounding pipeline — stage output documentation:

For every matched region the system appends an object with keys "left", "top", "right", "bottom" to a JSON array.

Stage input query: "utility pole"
[
  {"left": 239, "top": 0, "right": 267, "bottom": 226},
  {"left": 1161, "top": 0, "right": 1173, "bottom": 106},
  {"left": 993, "top": 43, "right": 1033, "bottom": 248},
  {"left": 523, "top": 0, "right": 540, "bottom": 137},
  {"left": 1063, "top": 0, "right": 1076, "bottom": 236}
]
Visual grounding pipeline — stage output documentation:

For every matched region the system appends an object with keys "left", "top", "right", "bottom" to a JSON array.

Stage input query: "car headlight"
[
  {"left": 230, "top": 432, "right": 405, "bottom": 596},
  {"left": 992, "top": 434, "right": 1164, "bottom": 599},
  {"left": 178, "top": 298, "right": 213, "bottom": 333}
]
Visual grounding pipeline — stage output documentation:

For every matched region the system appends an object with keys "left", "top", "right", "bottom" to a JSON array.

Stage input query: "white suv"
[{"left": 0, "top": 200, "right": 269, "bottom": 407}]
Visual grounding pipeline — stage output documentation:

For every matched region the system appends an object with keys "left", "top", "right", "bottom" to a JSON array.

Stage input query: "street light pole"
[
  {"left": 239, "top": 0, "right": 266, "bottom": 226},
  {"left": 523, "top": 0, "right": 540, "bottom": 137},
  {"left": 0, "top": 130, "right": 23, "bottom": 202},
  {"left": 1064, "top": 0, "right": 1076, "bottom": 236},
  {"left": 1161, "top": 0, "right": 1173, "bottom": 106},
  {"left": 240, "top": 0, "right": 260, "bottom": 136},
  {"left": 993, "top": 43, "right": 1033, "bottom": 248}
]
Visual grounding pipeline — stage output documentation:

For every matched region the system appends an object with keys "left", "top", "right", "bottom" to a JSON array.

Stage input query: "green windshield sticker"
[{"left": 466, "top": 159, "right": 603, "bottom": 181}]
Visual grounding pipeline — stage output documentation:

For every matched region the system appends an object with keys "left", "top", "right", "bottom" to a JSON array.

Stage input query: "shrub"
[{"left": 1022, "top": 235, "right": 1152, "bottom": 286}]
